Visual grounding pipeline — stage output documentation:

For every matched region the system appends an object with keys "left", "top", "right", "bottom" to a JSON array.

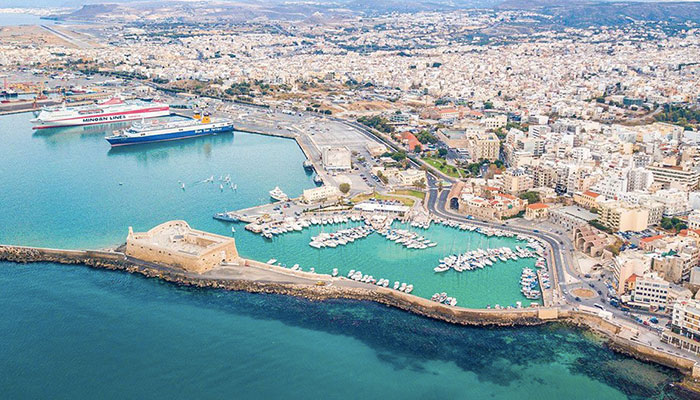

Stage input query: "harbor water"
[
  {"left": 0, "top": 113, "right": 688, "bottom": 398},
  {"left": 0, "top": 112, "right": 538, "bottom": 307}
]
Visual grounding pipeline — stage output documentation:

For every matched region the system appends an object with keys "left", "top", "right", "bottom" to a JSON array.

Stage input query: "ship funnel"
[
  {"left": 193, "top": 110, "right": 201, "bottom": 120},
  {"left": 201, "top": 112, "right": 211, "bottom": 124}
]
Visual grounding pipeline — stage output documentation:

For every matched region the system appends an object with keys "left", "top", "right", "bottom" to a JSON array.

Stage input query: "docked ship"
[
  {"left": 31, "top": 97, "right": 170, "bottom": 129},
  {"left": 269, "top": 186, "right": 289, "bottom": 202},
  {"left": 105, "top": 113, "right": 234, "bottom": 146}
]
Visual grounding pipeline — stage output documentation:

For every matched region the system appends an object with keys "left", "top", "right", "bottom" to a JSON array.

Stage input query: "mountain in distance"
[{"left": 40, "top": 0, "right": 700, "bottom": 27}]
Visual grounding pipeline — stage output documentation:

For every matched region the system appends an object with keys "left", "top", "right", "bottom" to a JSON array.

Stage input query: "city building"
[
  {"left": 501, "top": 168, "right": 533, "bottom": 195},
  {"left": 573, "top": 190, "right": 603, "bottom": 210},
  {"left": 524, "top": 203, "right": 549, "bottom": 221},
  {"left": 663, "top": 299, "right": 700, "bottom": 355},
  {"left": 597, "top": 200, "right": 649, "bottom": 232},
  {"left": 302, "top": 185, "right": 341, "bottom": 203},
  {"left": 549, "top": 206, "right": 597, "bottom": 231},
  {"left": 646, "top": 165, "right": 700, "bottom": 190},
  {"left": 467, "top": 131, "right": 500, "bottom": 161}
]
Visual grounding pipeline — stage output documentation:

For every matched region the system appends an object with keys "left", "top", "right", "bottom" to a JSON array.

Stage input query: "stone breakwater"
[
  {"left": 2, "top": 244, "right": 700, "bottom": 386},
  {"left": 0, "top": 245, "right": 547, "bottom": 327}
]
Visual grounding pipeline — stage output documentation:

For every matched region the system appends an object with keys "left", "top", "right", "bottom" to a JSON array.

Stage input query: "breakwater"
[
  {"left": 0, "top": 244, "right": 549, "bottom": 327},
  {"left": 2, "top": 243, "right": 700, "bottom": 385}
]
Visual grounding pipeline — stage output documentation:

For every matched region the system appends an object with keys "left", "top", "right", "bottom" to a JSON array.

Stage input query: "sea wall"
[
  {"left": 2, "top": 243, "right": 699, "bottom": 384},
  {"left": 568, "top": 311, "right": 699, "bottom": 375},
  {"left": 0, "top": 245, "right": 549, "bottom": 327}
]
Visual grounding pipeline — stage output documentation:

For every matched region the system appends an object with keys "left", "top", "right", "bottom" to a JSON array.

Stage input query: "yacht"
[{"left": 269, "top": 186, "right": 289, "bottom": 202}]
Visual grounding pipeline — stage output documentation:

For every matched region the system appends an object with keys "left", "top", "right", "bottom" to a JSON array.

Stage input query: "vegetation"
[
  {"left": 493, "top": 127, "right": 507, "bottom": 140},
  {"left": 424, "top": 157, "right": 461, "bottom": 178},
  {"left": 437, "top": 148, "right": 448, "bottom": 158},
  {"left": 588, "top": 219, "right": 613, "bottom": 234},
  {"left": 463, "top": 162, "right": 484, "bottom": 177},
  {"left": 505, "top": 121, "right": 528, "bottom": 131},
  {"left": 393, "top": 189, "right": 426, "bottom": 201},
  {"left": 339, "top": 183, "right": 351, "bottom": 194},
  {"left": 384, "top": 151, "right": 407, "bottom": 162},
  {"left": 660, "top": 217, "right": 687, "bottom": 232},
  {"left": 357, "top": 115, "right": 394, "bottom": 134},
  {"left": 376, "top": 170, "right": 389, "bottom": 184},
  {"left": 655, "top": 104, "right": 700, "bottom": 130},
  {"left": 350, "top": 192, "right": 415, "bottom": 207},
  {"left": 225, "top": 82, "right": 252, "bottom": 96},
  {"left": 502, "top": 210, "right": 525, "bottom": 220},
  {"left": 415, "top": 130, "right": 438, "bottom": 144},
  {"left": 518, "top": 191, "right": 541, "bottom": 204}
]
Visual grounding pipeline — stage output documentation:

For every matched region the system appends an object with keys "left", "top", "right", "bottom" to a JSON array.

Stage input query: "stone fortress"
[{"left": 125, "top": 220, "right": 239, "bottom": 274}]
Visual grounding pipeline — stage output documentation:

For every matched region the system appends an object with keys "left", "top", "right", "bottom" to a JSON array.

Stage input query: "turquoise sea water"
[
  {"left": 0, "top": 113, "right": 688, "bottom": 398},
  {"left": 0, "top": 112, "right": 537, "bottom": 307},
  {"left": 0, "top": 262, "right": 686, "bottom": 400}
]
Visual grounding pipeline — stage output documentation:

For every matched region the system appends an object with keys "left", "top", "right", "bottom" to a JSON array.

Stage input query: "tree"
[
  {"left": 438, "top": 148, "right": 448, "bottom": 158},
  {"left": 390, "top": 151, "right": 407, "bottom": 162},
  {"left": 376, "top": 171, "right": 389, "bottom": 184},
  {"left": 414, "top": 144, "right": 422, "bottom": 153},
  {"left": 339, "top": 183, "right": 351, "bottom": 194},
  {"left": 518, "top": 191, "right": 541, "bottom": 204}
]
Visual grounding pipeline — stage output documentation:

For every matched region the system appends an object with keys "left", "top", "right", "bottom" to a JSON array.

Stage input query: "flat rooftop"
[
  {"left": 551, "top": 205, "right": 597, "bottom": 222},
  {"left": 131, "top": 221, "right": 233, "bottom": 256}
]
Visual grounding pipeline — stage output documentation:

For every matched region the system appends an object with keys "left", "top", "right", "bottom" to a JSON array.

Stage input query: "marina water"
[{"left": 0, "top": 113, "right": 688, "bottom": 398}]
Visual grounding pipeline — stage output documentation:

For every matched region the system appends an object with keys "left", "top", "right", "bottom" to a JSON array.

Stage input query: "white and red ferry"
[{"left": 31, "top": 97, "right": 170, "bottom": 129}]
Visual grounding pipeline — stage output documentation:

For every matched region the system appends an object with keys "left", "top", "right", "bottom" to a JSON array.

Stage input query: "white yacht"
[{"left": 269, "top": 186, "right": 289, "bottom": 202}]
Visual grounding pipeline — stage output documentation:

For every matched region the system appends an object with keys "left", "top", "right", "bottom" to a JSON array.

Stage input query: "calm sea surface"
[{"left": 0, "top": 113, "right": 688, "bottom": 398}]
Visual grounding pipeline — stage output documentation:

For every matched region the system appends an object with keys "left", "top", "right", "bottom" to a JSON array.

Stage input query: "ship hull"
[
  {"left": 32, "top": 106, "right": 170, "bottom": 130},
  {"left": 106, "top": 123, "right": 234, "bottom": 146}
]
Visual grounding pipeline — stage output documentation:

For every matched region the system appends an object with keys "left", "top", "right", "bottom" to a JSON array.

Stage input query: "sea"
[
  {"left": 0, "top": 13, "right": 57, "bottom": 26},
  {"left": 0, "top": 112, "right": 690, "bottom": 398}
]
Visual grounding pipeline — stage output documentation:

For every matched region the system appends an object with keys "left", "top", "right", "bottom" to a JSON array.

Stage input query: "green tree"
[
  {"left": 339, "top": 183, "right": 351, "bottom": 194},
  {"left": 518, "top": 191, "right": 541, "bottom": 204},
  {"left": 437, "top": 148, "right": 448, "bottom": 158}
]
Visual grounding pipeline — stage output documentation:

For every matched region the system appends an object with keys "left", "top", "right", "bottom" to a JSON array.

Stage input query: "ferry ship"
[
  {"left": 105, "top": 113, "right": 234, "bottom": 146},
  {"left": 31, "top": 97, "right": 170, "bottom": 129}
]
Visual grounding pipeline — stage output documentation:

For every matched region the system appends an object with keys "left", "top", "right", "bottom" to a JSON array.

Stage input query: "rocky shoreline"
[{"left": 2, "top": 243, "right": 700, "bottom": 391}]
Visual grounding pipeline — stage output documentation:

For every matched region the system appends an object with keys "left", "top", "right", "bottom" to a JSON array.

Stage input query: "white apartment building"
[{"left": 653, "top": 188, "right": 690, "bottom": 217}]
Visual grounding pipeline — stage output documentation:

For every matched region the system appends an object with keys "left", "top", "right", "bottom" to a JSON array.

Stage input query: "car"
[
  {"left": 575, "top": 297, "right": 581, "bottom": 302},
  {"left": 597, "top": 290, "right": 602, "bottom": 295}
]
